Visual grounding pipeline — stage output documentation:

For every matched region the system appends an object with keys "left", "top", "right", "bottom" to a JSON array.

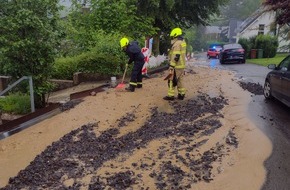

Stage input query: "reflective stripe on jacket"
[{"left": 169, "top": 39, "right": 187, "bottom": 69}]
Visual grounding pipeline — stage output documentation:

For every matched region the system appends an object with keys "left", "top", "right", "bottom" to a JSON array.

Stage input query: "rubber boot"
[
  {"left": 163, "top": 96, "right": 174, "bottom": 101},
  {"left": 178, "top": 94, "right": 185, "bottom": 100},
  {"left": 125, "top": 85, "right": 135, "bottom": 92},
  {"left": 137, "top": 84, "right": 142, "bottom": 88}
]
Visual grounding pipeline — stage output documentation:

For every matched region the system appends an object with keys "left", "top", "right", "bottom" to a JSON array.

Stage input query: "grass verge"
[{"left": 247, "top": 53, "right": 289, "bottom": 66}]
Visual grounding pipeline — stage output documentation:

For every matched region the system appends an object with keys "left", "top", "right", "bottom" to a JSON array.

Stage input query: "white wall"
[
  {"left": 236, "top": 11, "right": 289, "bottom": 52},
  {"left": 237, "top": 11, "right": 275, "bottom": 40}
]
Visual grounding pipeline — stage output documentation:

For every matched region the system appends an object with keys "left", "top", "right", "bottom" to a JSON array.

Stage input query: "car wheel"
[
  {"left": 264, "top": 80, "right": 273, "bottom": 99},
  {"left": 241, "top": 59, "right": 246, "bottom": 64}
]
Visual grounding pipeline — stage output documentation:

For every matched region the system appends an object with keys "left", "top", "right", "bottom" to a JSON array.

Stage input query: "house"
[
  {"left": 205, "top": 19, "right": 243, "bottom": 44},
  {"left": 205, "top": 26, "right": 229, "bottom": 42},
  {"left": 236, "top": 7, "right": 289, "bottom": 52}
]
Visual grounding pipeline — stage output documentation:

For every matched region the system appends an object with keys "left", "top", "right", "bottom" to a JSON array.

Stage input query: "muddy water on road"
[
  {"left": 0, "top": 65, "right": 272, "bottom": 189},
  {"left": 248, "top": 95, "right": 290, "bottom": 190}
]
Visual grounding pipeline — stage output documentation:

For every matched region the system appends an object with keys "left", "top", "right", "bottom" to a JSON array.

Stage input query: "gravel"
[{"left": 3, "top": 94, "right": 239, "bottom": 190}]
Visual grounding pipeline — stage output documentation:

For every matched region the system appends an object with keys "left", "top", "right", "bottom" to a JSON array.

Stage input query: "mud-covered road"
[
  {"left": 195, "top": 53, "right": 290, "bottom": 190},
  {"left": 0, "top": 58, "right": 287, "bottom": 189}
]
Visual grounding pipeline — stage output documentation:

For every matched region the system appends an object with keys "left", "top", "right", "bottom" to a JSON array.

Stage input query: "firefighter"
[
  {"left": 163, "top": 27, "right": 187, "bottom": 100},
  {"left": 120, "top": 37, "right": 145, "bottom": 92}
]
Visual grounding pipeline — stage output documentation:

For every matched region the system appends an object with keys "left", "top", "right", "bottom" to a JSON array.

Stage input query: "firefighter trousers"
[
  {"left": 130, "top": 61, "right": 145, "bottom": 88},
  {"left": 167, "top": 69, "right": 186, "bottom": 97}
]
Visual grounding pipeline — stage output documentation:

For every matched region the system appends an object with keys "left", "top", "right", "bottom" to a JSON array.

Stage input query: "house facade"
[
  {"left": 236, "top": 8, "right": 289, "bottom": 52},
  {"left": 205, "top": 26, "right": 229, "bottom": 42}
]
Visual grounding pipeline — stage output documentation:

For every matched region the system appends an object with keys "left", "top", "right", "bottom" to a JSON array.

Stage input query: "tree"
[
  {"left": 64, "top": 0, "right": 229, "bottom": 55},
  {"left": 0, "top": 0, "right": 62, "bottom": 107},
  {"left": 263, "top": 0, "right": 290, "bottom": 25},
  {"left": 66, "top": 0, "right": 156, "bottom": 50},
  {"left": 218, "top": 0, "right": 262, "bottom": 25},
  {"left": 136, "top": 0, "right": 229, "bottom": 55}
]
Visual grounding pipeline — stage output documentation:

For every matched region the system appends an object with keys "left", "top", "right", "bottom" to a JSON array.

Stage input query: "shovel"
[
  {"left": 164, "top": 69, "right": 173, "bottom": 80},
  {"left": 116, "top": 64, "right": 128, "bottom": 89},
  {"left": 164, "top": 73, "right": 173, "bottom": 80}
]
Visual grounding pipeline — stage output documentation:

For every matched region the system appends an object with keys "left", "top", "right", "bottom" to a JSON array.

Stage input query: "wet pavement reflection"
[
  {"left": 209, "top": 59, "right": 219, "bottom": 68},
  {"left": 192, "top": 53, "right": 290, "bottom": 190}
]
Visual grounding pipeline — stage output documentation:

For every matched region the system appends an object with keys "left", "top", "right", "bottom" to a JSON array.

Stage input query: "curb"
[{"left": 0, "top": 65, "right": 169, "bottom": 139}]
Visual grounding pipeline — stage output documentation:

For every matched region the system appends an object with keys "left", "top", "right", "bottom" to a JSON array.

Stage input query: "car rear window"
[
  {"left": 209, "top": 48, "right": 215, "bottom": 51},
  {"left": 223, "top": 44, "right": 242, "bottom": 50}
]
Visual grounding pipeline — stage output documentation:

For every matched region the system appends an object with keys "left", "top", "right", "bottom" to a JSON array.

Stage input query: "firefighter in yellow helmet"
[
  {"left": 120, "top": 37, "right": 145, "bottom": 92},
  {"left": 163, "top": 27, "right": 187, "bottom": 100}
]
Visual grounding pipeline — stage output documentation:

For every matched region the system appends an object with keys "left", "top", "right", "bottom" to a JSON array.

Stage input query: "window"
[
  {"left": 278, "top": 56, "right": 290, "bottom": 71},
  {"left": 258, "top": 24, "right": 265, "bottom": 35}
]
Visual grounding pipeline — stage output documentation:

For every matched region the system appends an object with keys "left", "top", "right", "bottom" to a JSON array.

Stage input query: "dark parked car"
[
  {"left": 264, "top": 55, "right": 290, "bottom": 107},
  {"left": 219, "top": 43, "right": 245, "bottom": 64}
]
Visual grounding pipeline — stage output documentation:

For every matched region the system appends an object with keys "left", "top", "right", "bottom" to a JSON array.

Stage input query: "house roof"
[{"left": 236, "top": 7, "right": 265, "bottom": 34}]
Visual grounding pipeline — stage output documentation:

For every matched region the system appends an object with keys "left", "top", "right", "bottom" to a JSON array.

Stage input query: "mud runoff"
[
  {"left": 2, "top": 94, "right": 239, "bottom": 190},
  {"left": 238, "top": 81, "right": 264, "bottom": 95}
]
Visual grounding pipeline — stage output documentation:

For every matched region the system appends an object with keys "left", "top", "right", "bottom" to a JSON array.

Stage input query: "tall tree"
[
  {"left": 65, "top": 0, "right": 229, "bottom": 55},
  {"left": 220, "top": 0, "right": 262, "bottom": 22},
  {"left": 263, "top": 0, "right": 290, "bottom": 25},
  {"left": 0, "top": 0, "right": 62, "bottom": 107},
  {"left": 136, "top": 0, "right": 229, "bottom": 54},
  {"left": 67, "top": 0, "right": 156, "bottom": 50}
]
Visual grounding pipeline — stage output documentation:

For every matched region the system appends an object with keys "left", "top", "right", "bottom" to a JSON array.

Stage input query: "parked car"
[
  {"left": 219, "top": 43, "right": 245, "bottom": 64},
  {"left": 264, "top": 55, "right": 290, "bottom": 107},
  {"left": 207, "top": 46, "right": 222, "bottom": 59}
]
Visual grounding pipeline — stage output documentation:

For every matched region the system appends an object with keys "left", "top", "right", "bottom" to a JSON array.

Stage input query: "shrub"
[
  {"left": 52, "top": 50, "right": 125, "bottom": 80},
  {"left": 238, "top": 38, "right": 251, "bottom": 58},
  {"left": 255, "top": 34, "right": 278, "bottom": 58},
  {"left": 0, "top": 92, "right": 31, "bottom": 115},
  {"left": 52, "top": 32, "right": 128, "bottom": 80},
  {"left": 52, "top": 56, "right": 78, "bottom": 80}
]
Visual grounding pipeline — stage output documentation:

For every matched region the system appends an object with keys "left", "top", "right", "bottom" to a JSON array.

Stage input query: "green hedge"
[
  {"left": 52, "top": 32, "right": 129, "bottom": 80},
  {"left": 52, "top": 51, "right": 125, "bottom": 80},
  {"left": 255, "top": 34, "right": 278, "bottom": 58},
  {"left": 239, "top": 35, "right": 278, "bottom": 59},
  {"left": 238, "top": 38, "right": 251, "bottom": 58}
]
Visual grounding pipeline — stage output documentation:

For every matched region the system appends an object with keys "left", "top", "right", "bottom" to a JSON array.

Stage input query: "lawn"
[{"left": 247, "top": 53, "right": 289, "bottom": 67}]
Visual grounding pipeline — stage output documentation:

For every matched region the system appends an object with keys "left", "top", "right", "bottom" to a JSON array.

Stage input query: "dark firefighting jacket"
[{"left": 125, "top": 41, "right": 145, "bottom": 64}]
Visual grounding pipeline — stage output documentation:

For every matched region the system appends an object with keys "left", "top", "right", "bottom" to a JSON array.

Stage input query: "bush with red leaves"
[{"left": 263, "top": 0, "right": 290, "bottom": 25}]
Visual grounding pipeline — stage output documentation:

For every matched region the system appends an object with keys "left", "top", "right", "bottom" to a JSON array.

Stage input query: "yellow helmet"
[
  {"left": 170, "top": 28, "right": 182, "bottom": 38},
  {"left": 120, "top": 37, "right": 129, "bottom": 48}
]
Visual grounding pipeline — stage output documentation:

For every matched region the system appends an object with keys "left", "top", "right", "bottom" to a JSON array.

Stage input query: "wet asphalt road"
[{"left": 193, "top": 53, "right": 290, "bottom": 190}]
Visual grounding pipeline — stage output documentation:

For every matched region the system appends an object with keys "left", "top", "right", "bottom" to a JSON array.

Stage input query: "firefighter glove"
[{"left": 174, "top": 54, "right": 180, "bottom": 62}]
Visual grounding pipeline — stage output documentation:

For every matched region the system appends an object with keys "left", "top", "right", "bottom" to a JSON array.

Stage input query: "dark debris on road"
[
  {"left": 238, "top": 81, "right": 264, "bottom": 95},
  {"left": 2, "top": 94, "right": 239, "bottom": 190}
]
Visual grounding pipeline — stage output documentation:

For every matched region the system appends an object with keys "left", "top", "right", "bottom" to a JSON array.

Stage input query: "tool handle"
[
  {"left": 121, "top": 64, "right": 128, "bottom": 83},
  {"left": 164, "top": 73, "right": 173, "bottom": 80}
]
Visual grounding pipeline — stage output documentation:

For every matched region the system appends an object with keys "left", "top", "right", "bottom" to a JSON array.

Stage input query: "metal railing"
[{"left": 0, "top": 76, "right": 35, "bottom": 112}]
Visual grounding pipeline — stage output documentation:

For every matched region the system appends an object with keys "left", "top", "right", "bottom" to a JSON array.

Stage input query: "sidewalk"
[
  {"left": 47, "top": 80, "right": 109, "bottom": 103},
  {"left": 47, "top": 65, "right": 169, "bottom": 103}
]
